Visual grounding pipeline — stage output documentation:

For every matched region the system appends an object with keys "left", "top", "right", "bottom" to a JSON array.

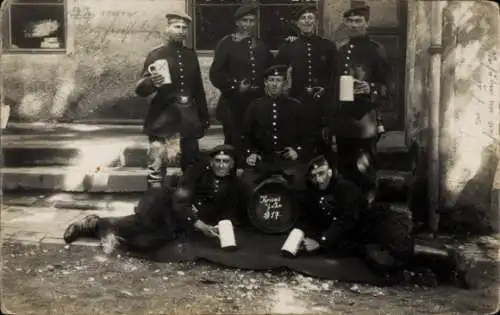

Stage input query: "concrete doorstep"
[{"left": 2, "top": 166, "right": 412, "bottom": 194}]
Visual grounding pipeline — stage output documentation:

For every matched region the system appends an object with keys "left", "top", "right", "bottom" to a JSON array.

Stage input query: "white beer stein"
[
  {"left": 218, "top": 219, "right": 237, "bottom": 250},
  {"left": 1, "top": 104, "right": 11, "bottom": 129},
  {"left": 147, "top": 59, "right": 172, "bottom": 85},
  {"left": 281, "top": 228, "right": 305, "bottom": 257},
  {"left": 339, "top": 75, "right": 355, "bottom": 102}
]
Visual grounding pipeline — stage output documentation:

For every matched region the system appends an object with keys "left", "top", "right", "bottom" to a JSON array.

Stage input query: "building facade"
[{"left": 1, "top": 0, "right": 499, "bottom": 231}]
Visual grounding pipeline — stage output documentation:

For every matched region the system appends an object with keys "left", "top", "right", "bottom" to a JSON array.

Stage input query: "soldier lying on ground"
[
  {"left": 63, "top": 145, "right": 243, "bottom": 255},
  {"left": 292, "top": 155, "right": 414, "bottom": 275}
]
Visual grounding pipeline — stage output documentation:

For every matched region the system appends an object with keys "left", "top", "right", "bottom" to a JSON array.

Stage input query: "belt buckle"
[{"left": 179, "top": 96, "right": 189, "bottom": 104}]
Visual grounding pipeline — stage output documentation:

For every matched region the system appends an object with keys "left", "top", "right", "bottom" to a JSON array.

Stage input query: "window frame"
[
  {"left": 187, "top": 0, "right": 324, "bottom": 55},
  {"left": 2, "top": 0, "right": 68, "bottom": 54}
]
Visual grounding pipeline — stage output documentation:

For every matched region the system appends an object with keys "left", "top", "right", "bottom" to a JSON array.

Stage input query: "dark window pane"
[
  {"left": 10, "top": 5, "right": 66, "bottom": 49},
  {"left": 195, "top": 5, "right": 239, "bottom": 50},
  {"left": 196, "top": 0, "right": 248, "bottom": 4},
  {"left": 12, "top": 0, "right": 64, "bottom": 3},
  {"left": 2, "top": 5, "right": 10, "bottom": 50},
  {"left": 260, "top": 5, "right": 316, "bottom": 50},
  {"left": 260, "top": 0, "right": 318, "bottom": 3}
]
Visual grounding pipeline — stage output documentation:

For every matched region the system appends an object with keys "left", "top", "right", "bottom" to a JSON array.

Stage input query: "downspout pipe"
[{"left": 427, "top": 1, "right": 445, "bottom": 235}]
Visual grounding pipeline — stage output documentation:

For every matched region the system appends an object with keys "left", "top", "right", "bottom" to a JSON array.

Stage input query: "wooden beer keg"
[{"left": 247, "top": 174, "right": 298, "bottom": 234}]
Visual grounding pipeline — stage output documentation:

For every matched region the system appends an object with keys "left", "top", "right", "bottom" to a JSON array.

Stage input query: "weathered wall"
[
  {"left": 1, "top": 0, "right": 222, "bottom": 122},
  {"left": 404, "top": 0, "right": 433, "bottom": 146},
  {"left": 405, "top": 0, "right": 500, "bottom": 233},
  {"left": 2, "top": 0, "right": 404, "bottom": 123},
  {"left": 438, "top": 0, "right": 499, "bottom": 233}
]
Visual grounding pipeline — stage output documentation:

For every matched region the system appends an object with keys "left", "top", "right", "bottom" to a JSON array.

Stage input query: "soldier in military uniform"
[
  {"left": 209, "top": 3, "right": 274, "bottom": 162},
  {"left": 62, "top": 145, "right": 243, "bottom": 254},
  {"left": 275, "top": 7, "right": 338, "bottom": 161},
  {"left": 136, "top": 11, "right": 210, "bottom": 188},
  {"left": 332, "top": 2, "right": 391, "bottom": 205},
  {"left": 294, "top": 156, "right": 414, "bottom": 274},
  {"left": 241, "top": 65, "right": 308, "bottom": 192}
]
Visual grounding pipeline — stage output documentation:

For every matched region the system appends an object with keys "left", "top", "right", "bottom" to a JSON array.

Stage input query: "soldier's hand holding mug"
[
  {"left": 303, "top": 237, "right": 320, "bottom": 252},
  {"left": 150, "top": 73, "right": 166, "bottom": 87},
  {"left": 239, "top": 79, "right": 251, "bottom": 93},
  {"left": 353, "top": 79, "right": 370, "bottom": 95},
  {"left": 246, "top": 153, "right": 261, "bottom": 166},
  {"left": 194, "top": 219, "right": 219, "bottom": 238},
  {"left": 282, "top": 147, "right": 298, "bottom": 161}
]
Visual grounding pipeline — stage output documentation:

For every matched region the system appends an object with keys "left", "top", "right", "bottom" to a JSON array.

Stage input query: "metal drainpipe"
[{"left": 427, "top": 1, "right": 445, "bottom": 235}]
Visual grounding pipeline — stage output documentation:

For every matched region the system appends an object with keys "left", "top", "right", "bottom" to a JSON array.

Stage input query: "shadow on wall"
[
  {"left": 439, "top": 144, "right": 500, "bottom": 234},
  {"left": 6, "top": 61, "right": 220, "bottom": 123}
]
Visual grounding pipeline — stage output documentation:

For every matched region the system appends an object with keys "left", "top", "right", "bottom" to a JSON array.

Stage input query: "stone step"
[
  {"left": 2, "top": 131, "right": 411, "bottom": 170},
  {"left": 2, "top": 166, "right": 412, "bottom": 195}
]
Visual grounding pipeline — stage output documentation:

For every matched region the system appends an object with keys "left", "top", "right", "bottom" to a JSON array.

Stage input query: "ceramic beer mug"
[
  {"left": 218, "top": 219, "right": 237, "bottom": 251},
  {"left": 1, "top": 104, "right": 11, "bottom": 129},
  {"left": 147, "top": 59, "right": 172, "bottom": 85},
  {"left": 280, "top": 228, "right": 305, "bottom": 257},
  {"left": 339, "top": 75, "right": 354, "bottom": 102}
]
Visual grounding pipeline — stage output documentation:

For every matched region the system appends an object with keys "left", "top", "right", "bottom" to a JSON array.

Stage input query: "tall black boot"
[{"left": 63, "top": 215, "right": 100, "bottom": 244}]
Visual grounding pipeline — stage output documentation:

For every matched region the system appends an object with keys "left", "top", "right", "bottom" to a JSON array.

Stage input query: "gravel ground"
[{"left": 1, "top": 242, "right": 498, "bottom": 315}]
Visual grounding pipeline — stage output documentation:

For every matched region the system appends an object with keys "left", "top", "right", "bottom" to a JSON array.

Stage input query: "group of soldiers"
[{"left": 63, "top": 2, "right": 414, "bottom": 276}]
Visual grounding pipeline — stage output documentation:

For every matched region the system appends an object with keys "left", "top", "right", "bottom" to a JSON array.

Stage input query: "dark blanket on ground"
[{"left": 139, "top": 228, "right": 388, "bottom": 286}]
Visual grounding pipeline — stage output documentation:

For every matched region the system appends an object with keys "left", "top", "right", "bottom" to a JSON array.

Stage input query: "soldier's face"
[
  {"left": 344, "top": 15, "right": 368, "bottom": 37},
  {"left": 296, "top": 12, "right": 317, "bottom": 35},
  {"left": 164, "top": 19, "right": 189, "bottom": 42},
  {"left": 309, "top": 164, "right": 332, "bottom": 190},
  {"left": 264, "top": 75, "right": 285, "bottom": 97},
  {"left": 236, "top": 14, "right": 257, "bottom": 34},
  {"left": 210, "top": 154, "right": 235, "bottom": 177}
]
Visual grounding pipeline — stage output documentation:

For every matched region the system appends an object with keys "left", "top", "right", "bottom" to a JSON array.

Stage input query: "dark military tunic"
[
  {"left": 241, "top": 95, "right": 306, "bottom": 164},
  {"left": 275, "top": 34, "right": 338, "bottom": 128},
  {"left": 210, "top": 35, "right": 274, "bottom": 153},
  {"left": 333, "top": 35, "right": 390, "bottom": 139},
  {"left": 136, "top": 42, "right": 209, "bottom": 138},
  {"left": 297, "top": 175, "right": 362, "bottom": 249},
  {"left": 172, "top": 157, "right": 241, "bottom": 227}
]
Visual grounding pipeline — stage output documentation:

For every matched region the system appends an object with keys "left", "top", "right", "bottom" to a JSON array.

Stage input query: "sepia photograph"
[{"left": 0, "top": 0, "right": 499, "bottom": 314}]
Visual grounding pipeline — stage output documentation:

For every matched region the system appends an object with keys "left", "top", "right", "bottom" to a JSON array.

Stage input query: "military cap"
[
  {"left": 306, "top": 155, "right": 330, "bottom": 174},
  {"left": 234, "top": 3, "right": 258, "bottom": 21},
  {"left": 293, "top": 6, "right": 318, "bottom": 20},
  {"left": 343, "top": 0, "right": 370, "bottom": 20},
  {"left": 165, "top": 10, "right": 192, "bottom": 23},
  {"left": 208, "top": 144, "right": 237, "bottom": 161},
  {"left": 264, "top": 64, "right": 288, "bottom": 78}
]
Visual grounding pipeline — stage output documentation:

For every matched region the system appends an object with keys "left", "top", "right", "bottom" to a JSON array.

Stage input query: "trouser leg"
[
  {"left": 336, "top": 137, "right": 378, "bottom": 205},
  {"left": 179, "top": 137, "right": 200, "bottom": 172},
  {"left": 97, "top": 214, "right": 175, "bottom": 253},
  {"left": 147, "top": 136, "right": 168, "bottom": 188}
]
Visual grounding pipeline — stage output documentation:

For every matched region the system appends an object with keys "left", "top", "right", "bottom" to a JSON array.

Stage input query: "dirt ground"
[{"left": 1, "top": 241, "right": 498, "bottom": 315}]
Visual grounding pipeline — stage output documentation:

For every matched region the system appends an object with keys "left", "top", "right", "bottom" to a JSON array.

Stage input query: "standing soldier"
[
  {"left": 210, "top": 3, "right": 274, "bottom": 162},
  {"left": 136, "top": 11, "right": 210, "bottom": 188},
  {"left": 275, "top": 7, "right": 338, "bottom": 162},
  {"left": 333, "top": 1, "right": 391, "bottom": 205}
]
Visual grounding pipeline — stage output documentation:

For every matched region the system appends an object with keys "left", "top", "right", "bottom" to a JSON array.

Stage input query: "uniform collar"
[
  {"left": 349, "top": 35, "right": 370, "bottom": 44},
  {"left": 299, "top": 33, "right": 318, "bottom": 41},
  {"left": 166, "top": 40, "right": 184, "bottom": 49}
]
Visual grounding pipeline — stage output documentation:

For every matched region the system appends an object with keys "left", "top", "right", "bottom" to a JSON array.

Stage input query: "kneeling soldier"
[
  {"left": 295, "top": 156, "right": 414, "bottom": 274},
  {"left": 63, "top": 145, "right": 242, "bottom": 254}
]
